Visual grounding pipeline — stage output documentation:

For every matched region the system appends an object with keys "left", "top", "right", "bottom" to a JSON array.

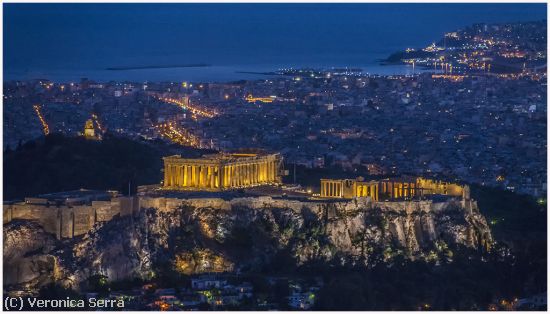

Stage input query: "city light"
[
  {"left": 153, "top": 121, "right": 200, "bottom": 147},
  {"left": 158, "top": 97, "right": 217, "bottom": 118},
  {"left": 33, "top": 104, "right": 50, "bottom": 135}
]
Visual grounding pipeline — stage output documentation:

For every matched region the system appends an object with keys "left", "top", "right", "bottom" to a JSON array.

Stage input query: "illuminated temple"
[
  {"left": 163, "top": 152, "right": 282, "bottom": 190},
  {"left": 320, "top": 177, "right": 467, "bottom": 200}
]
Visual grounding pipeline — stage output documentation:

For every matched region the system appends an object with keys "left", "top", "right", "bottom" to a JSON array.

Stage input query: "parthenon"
[
  {"left": 163, "top": 152, "right": 282, "bottom": 190},
  {"left": 320, "top": 177, "right": 467, "bottom": 200}
]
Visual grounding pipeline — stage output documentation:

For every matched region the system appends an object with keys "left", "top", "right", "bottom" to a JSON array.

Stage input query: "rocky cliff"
[{"left": 3, "top": 197, "right": 492, "bottom": 291}]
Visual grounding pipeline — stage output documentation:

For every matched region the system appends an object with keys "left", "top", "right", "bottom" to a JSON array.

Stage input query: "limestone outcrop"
[{"left": 3, "top": 196, "right": 492, "bottom": 292}]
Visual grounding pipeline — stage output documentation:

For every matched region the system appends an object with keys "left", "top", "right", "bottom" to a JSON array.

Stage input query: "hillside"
[{"left": 3, "top": 133, "right": 212, "bottom": 200}]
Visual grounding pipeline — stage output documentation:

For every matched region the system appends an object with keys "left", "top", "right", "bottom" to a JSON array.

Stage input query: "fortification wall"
[
  {"left": 3, "top": 197, "right": 137, "bottom": 239},
  {"left": 4, "top": 194, "right": 468, "bottom": 240}
]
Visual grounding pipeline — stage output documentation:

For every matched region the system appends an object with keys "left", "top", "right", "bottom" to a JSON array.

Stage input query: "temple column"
[
  {"left": 236, "top": 165, "right": 240, "bottom": 186},
  {"left": 246, "top": 164, "right": 249, "bottom": 185},
  {"left": 251, "top": 164, "right": 254, "bottom": 184},
  {"left": 226, "top": 166, "right": 230, "bottom": 187},
  {"left": 216, "top": 166, "right": 223, "bottom": 188},
  {"left": 197, "top": 165, "right": 202, "bottom": 187},
  {"left": 169, "top": 166, "right": 175, "bottom": 186},
  {"left": 231, "top": 166, "right": 235, "bottom": 187},
  {"left": 216, "top": 166, "right": 221, "bottom": 188},
  {"left": 213, "top": 167, "right": 217, "bottom": 188},
  {"left": 245, "top": 164, "right": 250, "bottom": 185},
  {"left": 164, "top": 165, "right": 169, "bottom": 187},
  {"left": 239, "top": 165, "right": 244, "bottom": 186},
  {"left": 195, "top": 166, "right": 200, "bottom": 187},
  {"left": 253, "top": 164, "right": 257, "bottom": 184},
  {"left": 249, "top": 164, "right": 252, "bottom": 185},
  {"left": 229, "top": 166, "right": 235, "bottom": 187},
  {"left": 257, "top": 163, "right": 261, "bottom": 183},
  {"left": 197, "top": 166, "right": 202, "bottom": 187},
  {"left": 190, "top": 166, "right": 195, "bottom": 187},
  {"left": 227, "top": 166, "right": 231, "bottom": 187},
  {"left": 166, "top": 166, "right": 171, "bottom": 187},
  {"left": 244, "top": 164, "right": 247, "bottom": 185},
  {"left": 181, "top": 165, "right": 187, "bottom": 187},
  {"left": 172, "top": 165, "right": 179, "bottom": 186},
  {"left": 221, "top": 166, "right": 226, "bottom": 188},
  {"left": 205, "top": 166, "right": 209, "bottom": 188},
  {"left": 210, "top": 166, "right": 215, "bottom": 188},
  {"left": 237, "top": 165, "right": 242, "bottom": 186},
  {"left": 200, "top": 166, "right": 206, "bottom": 187},
  {"left": 235, "top": 165, "right": 239, "bottom": 186},
  {"left": 205, "top": 166, "right": 210, "bottom": 188}
]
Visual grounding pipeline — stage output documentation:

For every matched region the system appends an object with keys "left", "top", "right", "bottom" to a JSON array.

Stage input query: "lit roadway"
[
  {"left": 92, "top": 113, "right": 104, "bottom": 133},
  {"left": 158, "top": 97, "right": 217, "bottom": 119},
  {"left": 33, "top": 104, "right": 50, "bottom": 135},
  {"left": 154, "top": 121, "right": 200, "bottom": 148}
]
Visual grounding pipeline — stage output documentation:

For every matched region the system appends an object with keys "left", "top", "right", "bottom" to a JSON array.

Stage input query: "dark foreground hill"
[{"left": 3, "top": 133, "right": 211, "bottom": 200}]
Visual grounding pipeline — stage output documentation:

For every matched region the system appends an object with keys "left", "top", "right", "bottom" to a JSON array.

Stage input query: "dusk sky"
[{"left": 4, "top": 3, "right": 547, "bottom": 75}]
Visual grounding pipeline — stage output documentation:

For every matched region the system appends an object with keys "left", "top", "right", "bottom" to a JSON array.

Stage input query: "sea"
[{"left": 4, "top": 62, "right": 432, "bottom": 84}]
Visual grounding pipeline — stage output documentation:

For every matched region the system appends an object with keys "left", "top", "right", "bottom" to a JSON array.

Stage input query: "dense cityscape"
[
  {"left": 3, "top": 7, "right": 547, "bottom": 312},
  {"left": 5, "top": 21, "right": 547, "bottom": 197}
]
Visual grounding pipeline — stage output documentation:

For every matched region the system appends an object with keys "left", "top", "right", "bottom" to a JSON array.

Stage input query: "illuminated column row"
[
  {"left": 221, "top": 160, "right": 277, "bottom": 188},
  {"left": 320, "top": 180, "right": 343, "bottom": 198},
  {"left": 164, "top": 164, "right": 223, "bottom": 189},
  {"left": 163, "top": 158, "right": 279, "bottom": 190},
  {"left": 355, "top": 183, "right": 379, "bottom": 201},
  {"left": 379, "top": 181, "right": 419, "bottom": 199}
]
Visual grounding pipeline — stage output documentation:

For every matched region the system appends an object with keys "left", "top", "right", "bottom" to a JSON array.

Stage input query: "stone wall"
[
  {"left": 3, "top": 197, "right": 137, "bottom": 239},
  {"left": 4, "top": 194, "right": 469, "bottom": 240}
]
